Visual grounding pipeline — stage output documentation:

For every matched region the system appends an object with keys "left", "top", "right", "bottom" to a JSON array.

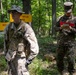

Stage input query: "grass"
[
  {"left": 28, "top": 36, "right": 59, "bottom": 75},
  {"left": 29, "top": 58, "right": 59, "bottom": 75}
]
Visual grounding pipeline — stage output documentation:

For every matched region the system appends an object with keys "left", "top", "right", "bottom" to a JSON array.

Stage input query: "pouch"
[
  {"left": 18, "top": 43, "right": 24, "bottom": 52},
  {"left": 5, "top": 50, "right": 16, "bottom": 61}
]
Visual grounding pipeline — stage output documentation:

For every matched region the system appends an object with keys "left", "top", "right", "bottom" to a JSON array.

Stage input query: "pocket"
[
  {"left": 5, "top": 52, "right": 12, "bottom": 61},
  {"left": 18, "top": 43, "right": 24, "bottom": 52},
  {"left": 5, "top": 50, "right": 16, "bottom": 61}
]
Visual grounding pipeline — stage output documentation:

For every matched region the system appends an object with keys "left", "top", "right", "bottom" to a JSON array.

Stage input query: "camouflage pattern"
[
  {"left": 4, "top": 21, "right": 39, "bottom": 75},
  {"left": 8, "top": 5, "right": 25, "bottom": 14},
  {"left": 55, "top": 14, "right": 76, "bottom": 74}
]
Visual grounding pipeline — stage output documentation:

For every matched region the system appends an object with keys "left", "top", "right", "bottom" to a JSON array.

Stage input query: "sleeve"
[
  {"left": 70, "top": 17, "right": 76, "bottom": 33},
  {"left": 4, "top": 24, "right": 9, "bottom": 56},
  {"left": 70, "top": 26, "right": 76, "bottom": 32},
  {"left": 24, "top": 24, "right": 39, "bottom": 64},
  {"left": 54, "top": 16, "right": 62, "bottom": 32}
]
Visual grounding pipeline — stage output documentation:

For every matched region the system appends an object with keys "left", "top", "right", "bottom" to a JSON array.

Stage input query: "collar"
[{"left": 10, "top": 20, "right": 25, "bottom": 30}]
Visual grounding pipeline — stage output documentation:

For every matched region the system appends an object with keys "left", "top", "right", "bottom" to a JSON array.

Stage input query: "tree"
[
  {"left": 52, "top": 0, "right": 56, "bottom": 36},
  {"left": 22, "top": 0, "right": 31, "bottom": 25},
  {"left": 22, "top": 0, "right": 31, "bottom": 14}
]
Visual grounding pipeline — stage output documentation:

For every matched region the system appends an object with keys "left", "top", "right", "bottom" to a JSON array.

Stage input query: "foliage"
[
  {"left": 31, "top": 0, "right": 52, "bottom": 36},
  {"left": 0, "top": 55, "right": 7, "bottom": 71}
]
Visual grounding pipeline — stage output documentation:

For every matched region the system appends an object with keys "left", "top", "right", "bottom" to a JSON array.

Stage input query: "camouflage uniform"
[
  {"left": 4, "top": 5, "right": 39, "bottom": 75},
  {"left": 55, "top": 2, "right": 76, "bottom": 75}
]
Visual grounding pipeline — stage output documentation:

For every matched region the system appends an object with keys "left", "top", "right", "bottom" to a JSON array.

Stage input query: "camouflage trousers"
[
  {"left": 7, "top": 57, "right": 30, "bottom": 75},
  {"left": 56, "top": 42, "right": 76, "bottom": 74}
]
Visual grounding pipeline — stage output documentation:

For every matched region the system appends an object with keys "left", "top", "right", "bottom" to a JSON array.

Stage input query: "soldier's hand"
[
  {"left": 69, "top": 26, "right": 73, "bottom": 29},
  {"left": 60, "top": 25, "right": 70, "bottom": 30},
  {"left": 26, "top": 60, "right": 32, "bottom": 66},
  {"left": 60, "top": 25, "right": 64, "bottom": 29}
]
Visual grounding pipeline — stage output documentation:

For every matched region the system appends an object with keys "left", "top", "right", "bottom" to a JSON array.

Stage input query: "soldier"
[
  {"left": 4, "top": 5, "right": 39, "bottom": 75},
  {"left": 55, "top": 2, "right": 76, "bottom": 75}
]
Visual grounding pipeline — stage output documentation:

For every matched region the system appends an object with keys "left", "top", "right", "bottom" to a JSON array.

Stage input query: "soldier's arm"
[
  {"left": 70, "top": 26, "right": 76, "bottom": 32},
  {"left": 4, "top": 24, "right": 9, "bottom": 56},
  {"left": 69, "top": 17, "right": 76, "bottom": 33},
  {"left": 55, "top": 16, "right": 62, "bottom": 32},
  {"left": 24, "top": 23, "right": 39, "bottom": 64}
]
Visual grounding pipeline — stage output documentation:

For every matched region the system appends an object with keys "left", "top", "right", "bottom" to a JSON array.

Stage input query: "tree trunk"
[
  {"left": 52, "top": 0, "right": 56, "bottom": 36},
  {"left": 22, "top": 0, "right": 31, "bottom": 14},
  {"left": 22, "top": 0, "right": 31, "bottom": 25}
]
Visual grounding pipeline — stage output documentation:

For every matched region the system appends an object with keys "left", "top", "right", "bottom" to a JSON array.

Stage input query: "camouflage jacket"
[
  {"left": 55, "top": 14, "right": 76, "bottom": 45},
  {"left": 4, "top": 21, "right": 39, "bottom": 61}
]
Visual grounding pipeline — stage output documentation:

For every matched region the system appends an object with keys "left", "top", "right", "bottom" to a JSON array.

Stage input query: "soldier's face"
[
  {"left": 11, "top": 11, "right": 21, "bottom": 22},
  {"left": 65, "top": 12, "right": 71, "bottom": 17}
]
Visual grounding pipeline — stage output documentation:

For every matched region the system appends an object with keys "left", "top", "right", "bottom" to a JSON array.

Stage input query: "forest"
[
  {"left": 0, "top": 0, "right": 76, "bottom": 75},
  {"left": 0, "top": 0, "right": 76, "bottom": 36}
]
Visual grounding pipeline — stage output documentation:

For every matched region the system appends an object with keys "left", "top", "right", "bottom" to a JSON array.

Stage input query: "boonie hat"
[
  {"left": 64, "top": 2, "right": 73, "bottom": 13},
  {"left": 8, "top": 5, "right": 25, "bottom": 14}
]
